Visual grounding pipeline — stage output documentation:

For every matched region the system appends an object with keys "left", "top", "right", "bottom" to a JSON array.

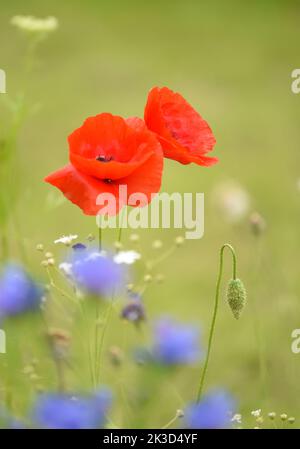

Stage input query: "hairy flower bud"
[{"left": 226, "top": 278, "right": 246, "bottom": 319}]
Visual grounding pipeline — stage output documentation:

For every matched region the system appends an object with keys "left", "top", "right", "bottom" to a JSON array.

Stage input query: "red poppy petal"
[
  {"left": 68, "top": 113, "right": 128, "bottom": 160},
  {"left": 69, "top": 113, "right": 157, "bottom": 180},
  {"left": 144, "top": 87, "right": 217, "bottom": 166},
  {"left": 123, "top": 143, "right": 164, "bottom": 208},
  {"left": 70, "top": 152, "right": 152, "bottom": 181},
  {"left": 158, "top": 136, "right": 218, "bottom": 166},
  {"left": 44, "top": 165, "right": 123, "bottom": 216}
]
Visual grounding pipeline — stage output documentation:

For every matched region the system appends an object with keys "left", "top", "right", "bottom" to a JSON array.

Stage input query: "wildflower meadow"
[{"left": 0, "top": 0, "right": 299, "bottom": 434}]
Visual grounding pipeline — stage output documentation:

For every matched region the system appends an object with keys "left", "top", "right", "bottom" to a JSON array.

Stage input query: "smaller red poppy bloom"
[
  {"left": 45, "top": 114, "right": 163, "bottom": 216},
  {"left": 144, "top": 86, "right": 217, "bottom": 166}
]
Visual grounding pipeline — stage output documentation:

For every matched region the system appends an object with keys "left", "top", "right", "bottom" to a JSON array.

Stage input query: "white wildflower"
[
  {"left": 251, "top": 409, "right": 261, "bottom": 418},
  {"left": 11, "top": 15, "right": 58, "bottom": 33},
  {"left": 114, "top": 250, "right": 141, "bottom": 265},
  {"left": 86, "top": 250, "right": 107, "bottom": 260},
  {"left": 54, "top": 235, "right": 78, "bottom": 246},
  {"left": 231, "top": 413, "right": 242, "bottom": 424},
  {"left": 59, "top": 263, "right": 73, "bottom": 278}
]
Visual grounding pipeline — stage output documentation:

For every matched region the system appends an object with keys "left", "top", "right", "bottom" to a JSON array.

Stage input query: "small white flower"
[
  {"left": 86, "top": 250, "right": 107, "bottom": 260},
  {"left": 54, "top": 234, "right": 78, "bottom": 246},
  {"left": 11, "top": 15, "right": 58, "bottom": 33},
  {"left": 251, "top": 409, "right": 261, "bottom": 418},
  {"left": 231, "top": 413, "right": 242, "bottom": 424},
  {"left": 59, "top": 263, "right": 73, "bottom": 277},
  {"left": 114, "top": 250, "right": 141, "bottom": 265}
]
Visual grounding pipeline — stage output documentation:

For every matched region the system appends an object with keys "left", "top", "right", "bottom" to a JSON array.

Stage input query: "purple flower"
[
  {"left": 32, "top": 388, "right": 112, "bottom": 429},
  {"left": 71, "top": 249, "right": 124, "bottom": 297},
  {"left": 121, "top": 293, "right": 145, "bottom": 324},
  {"left": 184, "top": 391, "right": 235, "bottom": 429},
  {"left": 0, "top": 264, "right": 43, "bottom": 319},
  {"left": 152, "top": 318, "right": 202, "bottom": 365},
  {"left": 72, "top": 243, "right": 87, "bottom": 251}
]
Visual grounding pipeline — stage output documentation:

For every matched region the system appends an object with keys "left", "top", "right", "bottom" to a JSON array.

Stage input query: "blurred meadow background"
[{"left": 0, "top": 0, "right": 300, "bottom": 428}]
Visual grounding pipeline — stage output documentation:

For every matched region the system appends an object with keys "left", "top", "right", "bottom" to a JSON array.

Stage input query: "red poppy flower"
[
  {"left": 45, "top": 113, "right": 163, "bottom": 216},
  {"left": 144, "top": 86, "right": 217, "bottom": 166}
]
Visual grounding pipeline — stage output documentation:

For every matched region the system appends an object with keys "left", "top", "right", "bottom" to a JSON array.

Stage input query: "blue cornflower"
[
  {"left": 0, "top": 264, "right": 44, "bottom": 319},
  {"left": 70, "top": 248, "right": 124, "bottom": 297},
  {"left": 32, "top": 388, "right": 112, "bottom": 429},
  {"left": 72, "top": 243, "right": 87, "bottom": 251},
  {"left": 121, "top": 292, "right": 145, "bottom": 324},
  {"left": 184, "top": 390, "right": 235, "bottom": 429},
  {"left": 152, "top": 318, "right": 202, "bottom": 365}
]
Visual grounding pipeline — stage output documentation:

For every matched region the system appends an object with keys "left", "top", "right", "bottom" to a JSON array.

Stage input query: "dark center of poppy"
[
  {"left": 103, "top": 178, "right": 113, "bottom": 184},
  {"left": 96, "top": 155, "right": 113, "bottom": 163}
]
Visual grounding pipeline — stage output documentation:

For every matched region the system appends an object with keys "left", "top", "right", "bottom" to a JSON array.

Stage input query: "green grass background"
[{"left": 0, "top": 0, "right": 300, "bottom": 428}]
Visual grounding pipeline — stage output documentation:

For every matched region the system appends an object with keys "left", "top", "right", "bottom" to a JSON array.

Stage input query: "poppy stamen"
[
  {"left": 96, "top": 155, "right": 113, "bottom": 163},
  {"left": 104, "top": 178, "right": 113, "bottom": 184}
]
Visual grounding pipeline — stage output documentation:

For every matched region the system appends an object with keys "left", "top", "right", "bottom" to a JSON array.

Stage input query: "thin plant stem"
[
  {"left": 148, "top": 245, "right": 176, "bottom": 270},
  {"left": 250, "top": 237, "right": 268, "bottom": 405},
  {"left": 46, "top": 267, "right": 78, "bottom": 306},
  {"left": 162, "top": 412, "right": 179, "bottom": 429},
  {"left": 98, "top": 224, "right": 102, "bottom": 252},
  {"left": 117, "top": 210, "right": 123, "bottom": 245},
  {"left": 96, "top": 299, "right": 114, "bottom": 384},
  {"left": 115, "top": 207, "right": 126, "bottom": 250},
  {"left": 95, "top": 211, "right": 125, "bottom": 384},
  {"left": 40, "top": 307, "right": 66, "bottom": 393},
  {"left": 196, "top": 243, "right": 237, "bottom": 402}
]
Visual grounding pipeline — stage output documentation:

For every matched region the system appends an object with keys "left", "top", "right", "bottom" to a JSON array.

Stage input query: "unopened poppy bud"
[{"left": 226, "top": 278, "right": 247, "bottom": 319}]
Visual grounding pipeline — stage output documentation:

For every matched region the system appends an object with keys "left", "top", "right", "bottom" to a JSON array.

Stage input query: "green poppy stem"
[{"left": 196, "top": 243, "right": 237, "bottom": 402}]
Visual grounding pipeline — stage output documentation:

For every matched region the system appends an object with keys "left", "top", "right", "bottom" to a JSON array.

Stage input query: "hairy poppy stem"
[{"left": 196, "top": 243, "right": 237, "bottom": 402}]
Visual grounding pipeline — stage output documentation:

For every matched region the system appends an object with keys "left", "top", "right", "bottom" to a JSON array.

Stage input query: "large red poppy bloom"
[
  {"left": 144, "top": 86, "right": 217, "bottom": 166},
  {"left": 45, "top": 113, "right": 163, "bottom": 216}
]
